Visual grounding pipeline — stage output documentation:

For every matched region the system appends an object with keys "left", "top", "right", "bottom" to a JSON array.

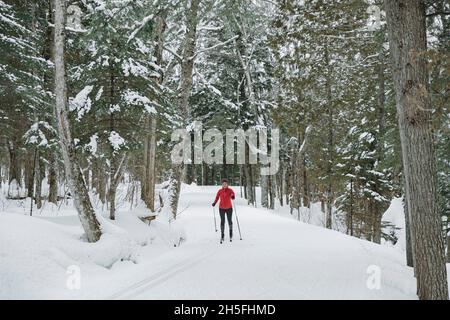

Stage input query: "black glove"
[
  {"left": 212, "top": 202, "right": 216, "bottom": 207},
  {"left": 231, "top": 195, "right": 235, "bottom": 200}
]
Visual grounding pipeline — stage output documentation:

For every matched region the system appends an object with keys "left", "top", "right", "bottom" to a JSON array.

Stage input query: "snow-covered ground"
[{"left": 0, "top": 184, "right": 436, "bottom": 299}]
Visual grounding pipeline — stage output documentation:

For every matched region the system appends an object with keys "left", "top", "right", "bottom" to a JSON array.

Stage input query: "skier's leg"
[
  {"left": 219, "top": 209, "right": 225, "bottom": 239},
  {"left": 226, "top": 209, "right": 233, "bottom": 239}
]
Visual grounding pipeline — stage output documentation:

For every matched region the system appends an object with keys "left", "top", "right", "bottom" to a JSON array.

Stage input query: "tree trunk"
[
  {"left": 202, "top": 162, "right": 208, "bottom": 185},
  {"left": 143, "top": 14, "right": 165, "bottom": 211},
  {"left": 403, "top": 194, "right": 414, "bottom": 268},
  {"left": 108, "top": 154, "right": 128, "bottom": 220},
  {"left": 83, "top": 162, "right": 91, "bottom": 191},
  {"left": 243, "top": 162, "right": 255, "bottom": 206},
  {"left": 239, "top": 165, "right": 243, "bottom": 197},
  {"left": 53, "top": 0, "right": 101, "bottom": 243},
  {"left": 320, "top": 189, "right": 325, "bottom": 213},
  {"left": 48, "top": 153, "right": 58, "bottom": 204},
  {"left": 166, "top": 0, "right": 200, "bottom": 219},
  {"left": 25, "top": 156, "right": 34, "bottom": 198},
  {"left": 108, "top": 53, "right": 118, "bottom": 220},
  {"left": 108, "top": 187, "right": 116, "bottom": 220},
  {"left": 141, "top": 131, "right": 148, "bottom": 202},
  {"left": 34, "top": 150, "right": 42, "bottom": 209},
  {"left": 96, "top": 158, "right": 107, "bottom": 204},
  {"left": 347, "top": 179, "right": 354, "bottom": 236},
  {"left": 301, "top": 156, "right": 309, "bottom": 208},
  {"left": 385, "top": 0, "right": 448, "bottom": 300},
  {"left": 276, "top": 164, "right": 284, "bottom": 206},
  {"left": 261, "top": 174, "right": 268, "bottom": 208},
  {"left": 447, "top": 234, "right": 450, "bottom": 263},
  {"left": 7, "top": 140, "right": 20, "bottom": 197},
  {"left": 145, "top": 115, "right": 157, "bottom": 210},
  {"left": 269, "top": 174, "right": 276, "bottom": 209},
  {"left": 365, "top": 202, "right": 373, "bottom": 241},
  {"left": 325, "top": 43, "right": 334, "bottom": 230},
  {"left": 168, "top": 163, "right": 183, "bottom": 219}
]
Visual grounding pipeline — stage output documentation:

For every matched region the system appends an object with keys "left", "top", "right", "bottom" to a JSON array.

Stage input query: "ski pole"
[
  {"left": 233, "top": 202, "right": 243, "bottom": 240},
  {"left": 213, "top": 206, "right": 218, "bottom": 232}
]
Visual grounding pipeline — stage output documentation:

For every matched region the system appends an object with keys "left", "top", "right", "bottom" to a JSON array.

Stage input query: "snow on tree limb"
[
  {"left": 192, "top": 35, "right": 239, "bottom": 58},
  {"left": 298, "top": 125, "right": 313, "bottom": 154}
]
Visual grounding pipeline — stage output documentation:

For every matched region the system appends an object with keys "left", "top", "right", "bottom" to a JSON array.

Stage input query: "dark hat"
[{"left": 221, "top": 178, "right": 228, "bottom": 183}]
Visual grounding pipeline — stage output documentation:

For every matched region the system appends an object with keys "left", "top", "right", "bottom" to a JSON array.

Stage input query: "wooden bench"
[{"left": 139, "top": 215, "right": 157, "bottom": 225}]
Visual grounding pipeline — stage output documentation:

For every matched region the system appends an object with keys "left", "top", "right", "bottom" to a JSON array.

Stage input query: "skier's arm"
[
  {"left": 213, "top": 190, "right": 220, "bottom": 206},
  {"left": 231, "top": 189, "right": 235, "bottom": 200}
]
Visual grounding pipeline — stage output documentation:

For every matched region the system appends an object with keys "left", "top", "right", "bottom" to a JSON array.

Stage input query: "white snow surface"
[{"left": 0, "top": 184, "right": 437, "bottom": 300}]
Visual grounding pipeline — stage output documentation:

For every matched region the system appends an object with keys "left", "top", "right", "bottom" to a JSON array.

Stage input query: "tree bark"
[
  {"left": 403, "top": 193, "right": 414, "bottom": 268},
  {"left": 108, "top": 154, "right": 128, "bottom": 220},
  {"left": 348, "top": 179, "right": 354, "bottom": 236},
  {"left": 202, "top": 162, "right": 208, "bottom": 185},
  {"left": 289, "top": 150, "right": 300, "bottom": 214},
  {"left": 53, "top": 0, "right": 101, "bottom": 242},
  {"left": 145, "top": 115, "right": 157, "bottom": 210},
  {"left": 34, "top": 149, "right": 42, "bottom": 209},
  {"left": 385, "top": 0, "right": 448, "bottom": 300},
  {"left": 142, "top": 14, "right": 166, "bottom": 211},
  {"left": 7, "top": 140, "right": 20, "bottom": 197},
  {"left": 447, "top": 233, "right": 450, "bottom": 263},
  {"left": 268, "top": 174, "right": 276, "bottom": 209},
  {"left": 25, "top": 152, "right": 34, "bottom": 198},
  {"left": 48, "top": 153, "right": 58, "bottom": 204},
  {"left": 107, "top": 53, "right": 119, "bottom": 220},
  {"left": 95, "top": 157, "right": 107, "bottom": 204},
  {"left": 261, "top": 174, "right": 268, "bottom": 208}
]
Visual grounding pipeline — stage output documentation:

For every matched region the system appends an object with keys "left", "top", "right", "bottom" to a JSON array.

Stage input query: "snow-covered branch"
[
  {"left": 198, "top": 25, "right": 223, "bottom": 32},
  {"left": 163, "top": 45, "right": 182, "bottom": 62},
  {"left": 298, "top": 125, "right": 313, "bottom": 154},
  {"left": 191, "top": 35, "right": 239, "bottom": 59}
]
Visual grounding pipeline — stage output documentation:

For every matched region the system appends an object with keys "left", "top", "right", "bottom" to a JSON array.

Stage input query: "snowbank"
[{"left": 0, "top": 212, "right": 144, "bottom": 299}]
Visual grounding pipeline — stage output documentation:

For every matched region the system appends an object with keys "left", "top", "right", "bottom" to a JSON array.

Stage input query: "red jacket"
[{"left": 214, "top": 187, "right": 235, "bottom": 209}]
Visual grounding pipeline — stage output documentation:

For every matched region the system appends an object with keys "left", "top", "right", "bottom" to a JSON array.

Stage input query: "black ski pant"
[{"left": 219, "top": 208, "right": 233, "bottom": 238}]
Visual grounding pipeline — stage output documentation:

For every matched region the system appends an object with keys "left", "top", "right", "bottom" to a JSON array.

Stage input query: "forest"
[{"left": 0, "top": 0, "right": 449, "bottom": 300}]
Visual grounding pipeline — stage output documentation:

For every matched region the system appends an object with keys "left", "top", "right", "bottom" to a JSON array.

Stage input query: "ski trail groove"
[{"left": 108, "top": 249, "right": 216, "bottom": 299}]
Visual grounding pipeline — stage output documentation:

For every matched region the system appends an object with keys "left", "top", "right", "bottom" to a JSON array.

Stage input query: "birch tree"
[
  {"left": 53, "top": 0, "right": 101, "bottom": 242},
  {"left": 166, "top": 0, "right": 200, "bottom": 219}
]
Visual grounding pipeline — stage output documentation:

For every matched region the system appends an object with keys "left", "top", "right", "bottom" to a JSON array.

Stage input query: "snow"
[
  {"left": 69, "top": 85, "right": 93, "bottom": 121},
  {"left": 122, "top": 58, "right": 149, "bottom": 78},
  {"left": 0, "top": 213, "right": 138, "bottom": 299},
  {"left": 122, "top": 89, "right": 156, "bottom": 114},
  {"left": 0, "top": 185, "right": 433, "bottom": 299},
  {"left": 108, "top": 131, "right": 125, "bottom": 151},
  {"left": 7, "top": 179, "right": 21, "bottom": 198},
  {"left": 25, "top": 122, "right": 49, "bottom": 147},
  {"left": 87, "top": 133, "right": 98, "bottom": 155},
  {"left": 95, "top": 86, "right": 103, "bottom": 101},
  {"left": 382, "top": 197, "right": 406, "bottom": 251}
]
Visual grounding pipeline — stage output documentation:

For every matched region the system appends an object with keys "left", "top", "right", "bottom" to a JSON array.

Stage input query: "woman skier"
[{"left": 212, "top": 178, "right": 235, "bottom": 243}]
